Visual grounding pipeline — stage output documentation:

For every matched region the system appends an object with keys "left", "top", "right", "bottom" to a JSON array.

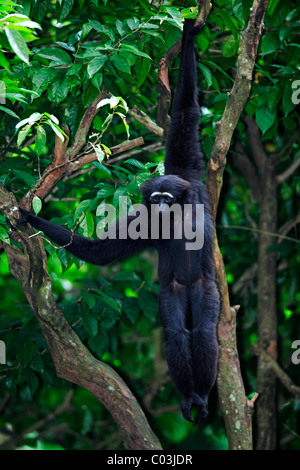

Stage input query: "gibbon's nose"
[{"left": 157, "top": 199, "right": 169, "bottom": 213}]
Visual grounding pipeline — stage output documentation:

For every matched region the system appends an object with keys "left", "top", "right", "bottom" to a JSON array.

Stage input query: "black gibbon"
[{"left": 18, "top": 19, "right": 220, "bottom": 423}]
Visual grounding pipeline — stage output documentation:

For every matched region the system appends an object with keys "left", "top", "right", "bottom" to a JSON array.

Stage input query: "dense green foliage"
[{"left": 0, "top": 0, "right": 299, "bottom": 450}]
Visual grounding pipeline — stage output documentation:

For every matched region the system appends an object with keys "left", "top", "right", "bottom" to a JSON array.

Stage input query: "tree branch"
[
  {"left": 231, "top": 143, "right": 262, "bottom": 202},
  {"left": 252, "top": 343, "right": 300, "bottom": 398},
  {"left": 271, "top": 128, "right": 300, "bottom": 162},
  {"left": 277, "top": 156, "right": 300, "bottom": 184},
  {"left": 244, "top": 116, "right": 268, "bottom": 175},
  {"left": 128, "top": 106, "right": 163, "bottom": 137},
  {"left": 20, "top": 137, "right": 144, "bottom": 206}
]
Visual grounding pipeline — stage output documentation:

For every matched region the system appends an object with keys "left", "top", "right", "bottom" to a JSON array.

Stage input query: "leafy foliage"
[{"left": 0, "top": 0, "right": 299, "bottom": 451}]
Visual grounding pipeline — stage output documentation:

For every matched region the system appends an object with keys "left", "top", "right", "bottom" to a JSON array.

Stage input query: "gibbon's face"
[{"left": 140, "top": 175, "right": 191, "bottom": 211}]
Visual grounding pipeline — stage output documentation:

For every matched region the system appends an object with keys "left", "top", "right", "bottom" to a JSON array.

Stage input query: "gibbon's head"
[{"left": 140, "top": 175, "right": 191, "bottom": 212}]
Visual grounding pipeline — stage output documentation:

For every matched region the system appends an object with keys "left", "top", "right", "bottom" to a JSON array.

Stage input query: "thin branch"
[
  {"left": 271, "top": 128, "right": 300, "bottom": 162},
  {"left": 128, "top": 106, "right": 163, "bottom": 137},
  {"left": 231, "top": 143, "right": 262, "bottom": 202},
  {"left": 277, "top": 156, "right": 300, "bottom": 184},
  {"left": 244, "top": 116, "right": 268, "bottom": 175},
  {"left": 20, "top": 137, "right": 144, "bottom": 206},
  {"left": 278, "top": 212, "right": 300, "bottom": 243},
  {"left": 252, "top": 344, "right": 300, "bottom": 398}
]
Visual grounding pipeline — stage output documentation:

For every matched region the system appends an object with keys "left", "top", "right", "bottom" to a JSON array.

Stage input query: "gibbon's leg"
[
  {"left": 159, "top": 283, "right": 201, "bottom": 422},
  {"left": 190, "top": 279, "right": 219, "bottom": 421}
]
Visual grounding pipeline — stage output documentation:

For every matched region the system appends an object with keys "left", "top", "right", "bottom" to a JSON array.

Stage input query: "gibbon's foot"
[{"left": 181, "top": 393, "right": 208, "bottom": 423}]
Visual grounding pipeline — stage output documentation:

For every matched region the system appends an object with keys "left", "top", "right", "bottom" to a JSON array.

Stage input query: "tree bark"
[{"left": 255, "top": 159, "right": 278, "bottom": 449}]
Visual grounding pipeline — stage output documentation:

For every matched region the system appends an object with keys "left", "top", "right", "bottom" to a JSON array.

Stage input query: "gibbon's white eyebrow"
[{"left": 150, "top": 192, "right": 174, "bottom": 198}]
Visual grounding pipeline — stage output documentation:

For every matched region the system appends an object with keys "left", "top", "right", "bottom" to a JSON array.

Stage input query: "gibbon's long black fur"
[{"left": 18, "top": 19, "right": 220, "bottom": 423}]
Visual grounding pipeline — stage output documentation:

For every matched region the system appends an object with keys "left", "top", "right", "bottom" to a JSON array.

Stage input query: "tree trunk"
[{"left": 256, "top": 158, "right": 278, "bottom": 449}]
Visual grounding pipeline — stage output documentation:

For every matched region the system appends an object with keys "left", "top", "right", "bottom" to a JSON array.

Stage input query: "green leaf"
[
  {"left": 136, "top": 57, "right": 151, "bottom": 88},
  {"left": 94, "top": 289, "right": 121, "bottom": 312},
  {"left": 35, "top": 125, "right": 47, "bottom": 156},
  {"left": 120, "top": 44, "right": 151, "bottom": 60},
  {"left": 30, "top": 355, "right": 44, "bottom": 373},
  {"left": 198, "top": 63, "right": 213, "bottom": 87},
  {"left": 113, "top": 271, "right": 141, "bottom": 282},
  {"left": 58, "top": 0, "right": 74, "bottom": 21},
  {"left": 0, "top": 105, "right": 20, "bottom": 120},
  {"left": 221, "top": 35, "right": 239, "bottom": 57},
  {"left": 91, "top": 72, "right": 103, "bottom": 90},
  {"left": 122, "top": 297, "right": 140, "bottom": 324},
  {"left": 124, "top": 158, "right": 145, "bottom": 169},
  {"left": 115, "top": 19, "right": 127, "bottom": 36},
  {"left": 96, "top": 184, "right": 115, "bottom": 198},
  {"left": 0, "top": 227, "right": 10, "bottom": 245},
  {"left": 0, "top": 49, "right": 10, "bottom": 70},
  {"left": 87, "top": 55, "right": 107, "bottom": 78},
  {"left": 127, "top": 18, "right": 140, "bottom": 30},
  {"left": 12, "top": 168, "right": 36, "bottom": 186},
  {"left": 282, "top": 84, "right": 296, "bottom": 116},
  {"left": 261, "top": 33, "right": 280, "bottom": 55},
  {"left": 32, "top": 68, "right": 58, "bottom": 93},
  {"left": 79, "top": 212, "right": 94, "bottom": 237},
  {"left": 17, "top": 123, "right": 32, "bottom": 147},
  {"left": 45, "top": 120, "right": 65, "bottom": 141},
  {"left": 256, "top": 106, "right": 276, "bottom": 133},
  {"left": 110, "top": 54, "right": 131, "bottom": 74},
  {"left": 88, "top": 20, "right": 115, "bottom": 41},
  {"left": 82, "top": 291, "right": 96, "bottom": 309},
  {"left": 81, "top": 304, "right": 98, "bottom": 337},
  {"left": 37, "top": 47, "right": 72, "bottom": 66},
  {"left": 5, "top": 27, "right": 29, "bottom": 63},
  {"left": 32, "top": 196, "right": 42, "bottom": 215},
  {"left": 48, "top": 78, "right": 69, "bottom": 104},
  {"left": 95, "top": 147, "right": 105, "bottom": 163},
  {"left": 75, "top": 200, "right": 91, "bottom": 218},
  {"left": 138, "top": 289, "right": 158, "bottom": 319}
]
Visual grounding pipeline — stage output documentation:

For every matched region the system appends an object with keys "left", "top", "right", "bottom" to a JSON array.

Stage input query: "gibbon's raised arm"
[
  {"left": 18, "top": 209, "right": 153, "bottom": 265},
  {"left": 164, "top": 20, "right": 204, "bottom": 181}
]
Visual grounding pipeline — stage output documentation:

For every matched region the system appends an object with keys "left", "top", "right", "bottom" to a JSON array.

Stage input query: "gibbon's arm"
[
  {"left": 164, "top": 19, "right": 204, "bottom": 181},
  {"left": 18, "top": 208, "right": 153, "bottom": 266}
]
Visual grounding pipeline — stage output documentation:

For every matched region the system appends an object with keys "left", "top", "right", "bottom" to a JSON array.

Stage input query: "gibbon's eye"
[
  {"left": 162, "top": 193, "right": 175, "bottom": 204},
  {"left": 164, "top": 196, "right": 173, "bottom": 204},
  {"left": 150, "top": 192, "right": 161, "bottom": 203}
]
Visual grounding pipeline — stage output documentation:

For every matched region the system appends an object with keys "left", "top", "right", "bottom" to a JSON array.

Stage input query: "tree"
[{"left": 0, "top": 0, "right": 299, "bottom": 451}]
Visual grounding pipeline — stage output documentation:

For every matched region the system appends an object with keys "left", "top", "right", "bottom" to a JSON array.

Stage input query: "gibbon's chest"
[{"left": 157, "top": 240, "right": 203, "bottom": 285}]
